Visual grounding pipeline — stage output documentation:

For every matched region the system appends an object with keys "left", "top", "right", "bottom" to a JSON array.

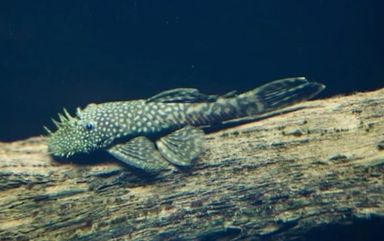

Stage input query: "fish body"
[{"left": 47, "top": 77, "right": 325, "bottom": 173}]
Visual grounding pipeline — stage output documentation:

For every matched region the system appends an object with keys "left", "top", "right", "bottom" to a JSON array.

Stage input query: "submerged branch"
[{"left": 0, "top": 88, "right": 384, "bottom": 240}]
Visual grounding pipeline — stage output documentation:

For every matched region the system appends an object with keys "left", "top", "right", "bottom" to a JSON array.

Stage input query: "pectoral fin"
[
  {"left": 156, "top": 126, "right": 205, "bottom": 167},
  {"left": 108, "top": 136, "right": 168, "bottom": 173}
]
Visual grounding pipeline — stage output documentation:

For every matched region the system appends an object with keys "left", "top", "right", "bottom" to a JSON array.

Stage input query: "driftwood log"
[{"left": 0, "top": 88, "right": 383, "bottom": 241}]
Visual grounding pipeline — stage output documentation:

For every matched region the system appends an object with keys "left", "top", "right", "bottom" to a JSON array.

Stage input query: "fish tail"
[
  {"left": 204, "top": 77, "right": 325, "bottom": 123},
  {"left": 235, "top": 77, "right": 325, "bottom": 116},
  {"left": 186, "top": 77, "right": 324, "bottom": 125}
]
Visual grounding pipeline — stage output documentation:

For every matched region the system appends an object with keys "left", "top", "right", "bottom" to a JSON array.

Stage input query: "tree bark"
[{"left": 1, "top": 88, "right": 383, "bottom": 241}]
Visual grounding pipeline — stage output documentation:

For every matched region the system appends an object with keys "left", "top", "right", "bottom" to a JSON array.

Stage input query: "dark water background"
[
  {"left": 1, "top": 0, "right": 383, "bottom": 142},
  {"left": 0, "top": 1, "right": 383, "bottom": 240}
]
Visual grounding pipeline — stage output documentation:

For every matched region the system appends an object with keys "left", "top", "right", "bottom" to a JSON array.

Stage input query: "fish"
[{"left": 46, "top": 77, "right": 325, "bottom": 173}]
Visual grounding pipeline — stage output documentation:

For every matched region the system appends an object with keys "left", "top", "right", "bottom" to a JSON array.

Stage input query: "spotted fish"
[{"left": 46, "top": 77, "right": 325, "bottom": 173}]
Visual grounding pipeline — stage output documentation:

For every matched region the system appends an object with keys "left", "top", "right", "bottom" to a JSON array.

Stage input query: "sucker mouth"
[{"left": 47, "top": 141, "right": 77, "bottom": 158}]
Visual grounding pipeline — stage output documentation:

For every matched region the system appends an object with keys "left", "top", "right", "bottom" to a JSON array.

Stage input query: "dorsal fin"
[
  {"left": 221, "top": 90, "right": 238, "bottom": 98},
  {"left": 146, "top": 88, "right": 218, "bottom": 103}
]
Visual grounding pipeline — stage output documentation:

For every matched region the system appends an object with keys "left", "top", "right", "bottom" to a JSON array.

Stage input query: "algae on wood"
[{"left": 0, "top": 88, "right": 383, "bottom": 240}]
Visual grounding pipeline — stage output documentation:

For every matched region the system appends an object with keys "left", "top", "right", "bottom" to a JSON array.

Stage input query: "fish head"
[{"left": 46, "top": 104, "right": 115, "bottom": 158}]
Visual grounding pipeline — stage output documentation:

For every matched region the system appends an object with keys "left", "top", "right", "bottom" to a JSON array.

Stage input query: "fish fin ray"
[
  {"left": 221, "top": 90, "right": 238, "bottom": 98},
  {"left": 146, "top": 88, "right": 217, "bottom": 103},
  {"left": 108, "top": 136, "right": 168, "bottom": 173},
  {"left": 156, "top": 126, "right": 205, "bottom": 167},
  {"left": 252, "top": 77, "right": 325, "bottom": 110}
]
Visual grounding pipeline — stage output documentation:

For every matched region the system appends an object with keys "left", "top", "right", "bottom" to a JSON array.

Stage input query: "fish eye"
[{"left": 85, "top": 123, "right": 94, "bottom": 131}]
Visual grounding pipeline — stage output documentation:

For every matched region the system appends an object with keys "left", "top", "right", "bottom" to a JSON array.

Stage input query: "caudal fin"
[
  {"left": 249, "top": 77, "right": 325, "bottom": 111},
  {"left": 220, "top": 77, "right": 325, "bottom": 119},
  {"left": 188, "top": 77, "right": 325, "bottom": 126}
]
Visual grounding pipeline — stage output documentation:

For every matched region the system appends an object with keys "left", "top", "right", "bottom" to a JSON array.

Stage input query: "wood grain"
[{"left": 1, "top": 88, "right": 383, "bottom": 241}]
